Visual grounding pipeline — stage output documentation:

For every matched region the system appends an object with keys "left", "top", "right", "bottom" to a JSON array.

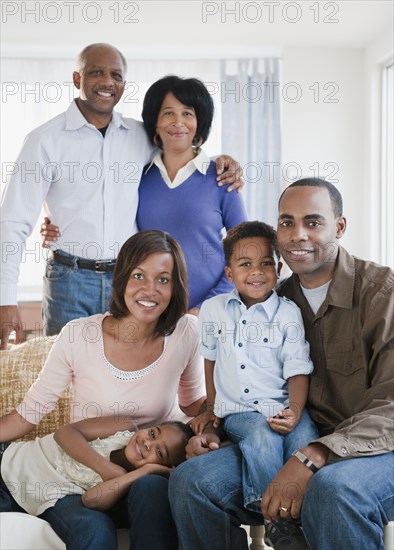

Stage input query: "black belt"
[{"left": 50, "top": 251, "right": 116, "bottom": 273}]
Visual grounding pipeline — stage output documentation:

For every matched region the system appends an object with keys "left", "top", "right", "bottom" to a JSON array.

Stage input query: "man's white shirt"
[{"left": 0, "top": 100, "right": 154, "bottom": 305}]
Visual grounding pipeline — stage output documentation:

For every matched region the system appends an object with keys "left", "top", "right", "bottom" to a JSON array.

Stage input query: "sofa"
[
  {"left": 0, "top": 337, "right": 267, "bottom": 549},
  {"left": 1, "top": 338, "right": 392, "bottom": 550}
]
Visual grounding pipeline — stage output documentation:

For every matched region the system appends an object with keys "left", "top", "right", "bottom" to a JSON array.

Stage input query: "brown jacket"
[{"left": 278, "top": 246, "right": 394, "bottom": 462}]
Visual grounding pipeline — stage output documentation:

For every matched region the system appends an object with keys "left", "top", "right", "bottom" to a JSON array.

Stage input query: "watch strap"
[{"left": 292, "top": 450, "right": 319, "bottom": 473}]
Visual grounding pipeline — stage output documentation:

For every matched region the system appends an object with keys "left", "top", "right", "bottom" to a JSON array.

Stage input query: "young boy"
[
  {"left": 191, "top": 221, "right": 318, "bottom": 516},
  {"left": 0, "top": 416, "right": 193, "bottom": 515}
]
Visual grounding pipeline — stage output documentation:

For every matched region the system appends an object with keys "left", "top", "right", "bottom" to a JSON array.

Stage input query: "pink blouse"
[{"left": 17, "top": 313, "right": 205, "bottom": 428}]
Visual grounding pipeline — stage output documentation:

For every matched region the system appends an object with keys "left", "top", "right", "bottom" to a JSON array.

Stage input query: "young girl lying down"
[{"left": 0, "top": 415, "right": 193, "bottom": 514}]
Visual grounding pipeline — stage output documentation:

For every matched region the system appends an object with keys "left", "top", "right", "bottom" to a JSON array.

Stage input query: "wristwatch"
[{"left": 291, "top": 450, "right": 319, "bottom": 473}]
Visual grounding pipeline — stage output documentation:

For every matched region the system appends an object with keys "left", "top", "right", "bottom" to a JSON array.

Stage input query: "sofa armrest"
[{"left": 0, "top": 338, "right": 72, "bottom": 440}]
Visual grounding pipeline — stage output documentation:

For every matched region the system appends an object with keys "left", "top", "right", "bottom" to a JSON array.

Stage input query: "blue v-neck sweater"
[{"left": 137, "top": 161, "right": 248, "bottom": 308}]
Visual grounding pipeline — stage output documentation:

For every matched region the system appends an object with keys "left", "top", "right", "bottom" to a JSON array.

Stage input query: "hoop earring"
[
  {"left": 192, "top": 136, "right": 203, "bottom": 153},
  {"left": 153, "top": 133, "right": 163, "bottom": 148}
]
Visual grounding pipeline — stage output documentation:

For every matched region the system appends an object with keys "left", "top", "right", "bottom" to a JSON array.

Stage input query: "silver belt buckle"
[{"left": 95, "top": 260, "right": 108, "bottom": 273}]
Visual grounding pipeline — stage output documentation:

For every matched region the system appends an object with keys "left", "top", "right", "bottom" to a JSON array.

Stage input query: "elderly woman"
[
  {"left": 41, "top": 76, "right": 247, "bottom": 317},
  {"left": 138, "top": 75, "right": 247, "bottom": 314}
]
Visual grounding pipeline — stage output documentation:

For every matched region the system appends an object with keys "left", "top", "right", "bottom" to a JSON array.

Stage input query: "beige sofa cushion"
[{"left": 0, "top": 338, "right": 72, "bottom": 440}]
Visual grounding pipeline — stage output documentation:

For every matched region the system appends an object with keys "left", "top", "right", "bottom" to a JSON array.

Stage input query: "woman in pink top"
[{"left": 0, "top": 230, "right": 206, "bottom": 550}]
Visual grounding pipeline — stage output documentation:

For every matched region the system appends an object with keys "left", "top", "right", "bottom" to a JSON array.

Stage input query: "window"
[{"left": 381, "top": 60, "right": 393, "bottom": 268}]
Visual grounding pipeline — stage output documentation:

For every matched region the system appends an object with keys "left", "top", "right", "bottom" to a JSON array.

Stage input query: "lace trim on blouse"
[
  {"left": 55, "top": 430, "right": 134, "bottom": 490},
  {"left": 101, "top": 336, "right": 169, "bottom": 380}
]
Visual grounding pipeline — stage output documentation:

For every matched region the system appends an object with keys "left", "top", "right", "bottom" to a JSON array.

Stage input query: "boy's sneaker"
[{"left": 264, "top": 519, "right": 309, "bottom": 550}]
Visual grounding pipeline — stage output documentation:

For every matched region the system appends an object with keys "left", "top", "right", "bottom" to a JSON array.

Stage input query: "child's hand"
[
  {"left": 212, "top": 415, "right": 222, "bottom": 429},
  {"left": 190, "top": 412, "right": 219, "bottom": 435},
  {"left": 267, "top": 408, "right": 300, "bottom": 435},
  {"left": 185, "top": 433, "right": 221, "bottom": 459}
]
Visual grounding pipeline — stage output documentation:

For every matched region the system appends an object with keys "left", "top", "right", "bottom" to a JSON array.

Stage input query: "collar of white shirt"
[
  {"left": 144, "top": 149, "right": 211, "bottom": 189},
  {"left": 65, "top": 100, "right": 135, "bottom": 131},
  {"left": 225, "top": 288, "right": 280, "bottom": 320}
]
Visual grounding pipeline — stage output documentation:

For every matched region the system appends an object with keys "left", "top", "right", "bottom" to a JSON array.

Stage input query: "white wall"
[
  {"left": 364, "top": 27, "right": 394, "bottom": 263},
  {"left": 1, "top": 1, "right": 393, "bottom": 271},
  {"left": 281, "top": 47, "right": 365, "bottom": 256}
]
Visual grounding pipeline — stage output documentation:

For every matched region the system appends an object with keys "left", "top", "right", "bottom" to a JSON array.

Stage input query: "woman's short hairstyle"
[
  {"left": 110, "top": 230, "right": 188, "bottom": 335},
  {"left": 142, "top": 75, "right": 214, "bottom": 147}
]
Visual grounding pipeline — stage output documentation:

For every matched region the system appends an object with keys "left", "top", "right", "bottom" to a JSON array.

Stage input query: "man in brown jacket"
[
  {"left": 169, "top": 178, "right": 393, "bottom": 550},
  {"left": 262, "top": 178, "right": 394, "bottom": 549}
]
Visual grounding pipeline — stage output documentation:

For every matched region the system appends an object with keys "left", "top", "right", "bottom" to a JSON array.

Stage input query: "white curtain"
[{"left": 221, "top": 58, "right": 281, "bottom": 226}]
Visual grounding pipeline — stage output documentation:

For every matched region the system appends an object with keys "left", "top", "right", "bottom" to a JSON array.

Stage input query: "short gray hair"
[{"left": 75, "top": 43, "right": 127, "bottom": 75}]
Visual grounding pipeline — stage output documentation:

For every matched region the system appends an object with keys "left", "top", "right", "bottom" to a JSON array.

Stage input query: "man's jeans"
[
  {"left": 42, "top": 253, "right": 113, "bottom": 336},
  {"left": 169, "top": 445, "right": 394, "bottom": 550},
  {"left": 224, "top": 409, "right": 319, "bottom": 511}
]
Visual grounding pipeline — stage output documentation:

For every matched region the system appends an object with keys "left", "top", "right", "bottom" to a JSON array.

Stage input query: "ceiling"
[{"left": 1, "top": 0, "right": 393, "bottom": 57}]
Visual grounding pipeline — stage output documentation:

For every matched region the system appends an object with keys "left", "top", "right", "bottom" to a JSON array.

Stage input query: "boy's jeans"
[{"left": 224, "top": 409, "right": 319, "bottom": 511}]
